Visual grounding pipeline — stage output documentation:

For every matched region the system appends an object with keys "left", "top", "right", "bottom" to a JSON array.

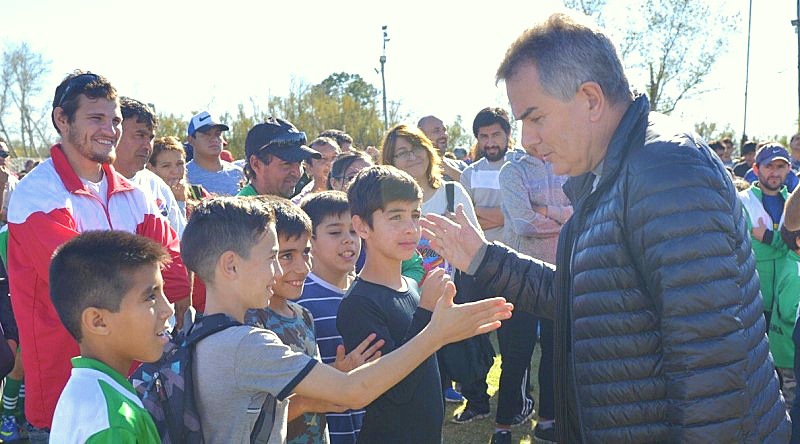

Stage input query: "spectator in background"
[
  {"left": 0, "top": 138, "right": 18, "bottom": 225},
  {"left": 238, "top": 117, "right": 321, "bottom": 198},
  {"left": 320, "top": 129, "right": 354, "bottom": 153},
  {"left": 740, "top": 143, "right": 792, "bottom": 328},
  {"left": 185, "top": 111, "right": 244, "bottom": 196},
  {"left": 114, "top": 97, "right": 186, "bottom": 237},
  {"left": 148, "top": 136, "right": 210, "bottom": 218},
  {"left": 497, "top": 145, "right": 570, "bottom": 443},
  {"left": 720, "top": 136, "right": 735, "bottom": 167},
  {"left": 418, "top": 115, "right": 468, "bottom": 181},
  {"left": 733, "top": 141, "right": 757, "bottom": 178},
  {"left": 453, "top": 147, "right": 470, "bottom": 164},
  {"left": 328, "top": 152, "right": 373, "bottom": 192},
  {"left": 293, "top": 136, "right": 340, "bottom": 203},
  {"left": 790, "top": 132, "right": 800, "bottom": 172}
]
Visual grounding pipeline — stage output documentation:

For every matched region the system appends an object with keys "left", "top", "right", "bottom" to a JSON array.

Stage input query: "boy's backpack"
[{"left": 131, "top": 309, "right": 243, "bottom": 444}]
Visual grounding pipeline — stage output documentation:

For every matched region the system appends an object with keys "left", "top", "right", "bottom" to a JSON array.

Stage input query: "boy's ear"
[
  {"left": 81, "top": 307, "right": 111, "bottom": 337},
  {"left": 218, "top": 250, "right": 239, "bottom": 280},
  {"left": 352, "top": 214, "right": 371, "bottom": 240}
]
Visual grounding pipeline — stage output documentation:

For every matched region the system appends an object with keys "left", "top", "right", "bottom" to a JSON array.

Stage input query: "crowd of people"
[{"left": 0, "top": 11, "right": 798, "bottom": 444}]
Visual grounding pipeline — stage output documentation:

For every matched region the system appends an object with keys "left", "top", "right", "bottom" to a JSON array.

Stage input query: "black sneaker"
[
  {"left": 490, "top": 430, "right": 512, "bottom": 444},
  {"left": 534, "top": 421, "right": 557, "bottom": 443},
  {"left": 508, "top": 405, "right": 535, "bottom": 427},
  {"left": 451, "top": 407, "right": 490, "bottom": 424}
]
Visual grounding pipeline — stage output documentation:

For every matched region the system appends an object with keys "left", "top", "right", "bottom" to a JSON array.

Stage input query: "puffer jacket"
[{"left": 472, "top": 95, "right": 790, "bottom": 443}]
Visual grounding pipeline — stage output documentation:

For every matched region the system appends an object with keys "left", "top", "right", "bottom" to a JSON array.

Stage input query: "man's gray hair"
[{"left": 497, "top": 13, "right": 632, "bottom": 106}]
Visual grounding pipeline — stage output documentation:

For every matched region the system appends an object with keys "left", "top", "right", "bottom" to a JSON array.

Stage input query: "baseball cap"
[
  {"left": 755, "top": 143, "right": 790, "bottom": 167},
  {"left": 245, "top": 117, "right": 321, "bottom": 163},
  {"left": 187, "top": 111, "right": 229, "bottom": 137}
]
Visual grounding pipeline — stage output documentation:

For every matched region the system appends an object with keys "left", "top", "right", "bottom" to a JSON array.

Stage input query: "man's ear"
[
  {"left": 53, "top": 107, "right": 70, "bottom": 135},
  {"left": 352, "top": 214, "right": 371, "bottom": 240},
  {"left": 578, "top": 81, "right": 606, "bottom": 123},
  {"left": 752, "top": 164, "right": 759, "bottom": 175},
  {"left": 81, "top": 307, "right": 111, "bottom": 337}
]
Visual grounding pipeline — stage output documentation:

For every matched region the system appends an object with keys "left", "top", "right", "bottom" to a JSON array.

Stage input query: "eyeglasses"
[
  {"left": 393, "top": 146, "right": 425, "bottom": 161},
  {"left": 55, "top": 73, "right": 100, "bottom": 108},
  {"left": 257, "top": 131, "right": 307, "bottom": 153},
  {"left": 0, "top": 151, "right": 9, "bottom": 158}
]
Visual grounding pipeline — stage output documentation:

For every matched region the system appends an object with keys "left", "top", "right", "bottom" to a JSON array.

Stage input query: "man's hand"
[
  {"left": 420, "top": 204, "right": 488, "bottom": 271},
  {"left": 427, "top": 278, "right": 513, "bottom": 346},
  {"left": 441, "top": 161, "right": 461, "bottom": 181},
  {"left": 333, "top": 333, "right": 385, "bottom": 372},
  {"left": 419, "top": 268, "right": 451, "bottom": 311},
  {"left": 752, "top": 217, "right": 767, "bottom": 242}
]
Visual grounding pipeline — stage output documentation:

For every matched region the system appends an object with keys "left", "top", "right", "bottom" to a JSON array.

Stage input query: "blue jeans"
[{"left": 28, "top": 425, "right": 49, "bottom": 444}]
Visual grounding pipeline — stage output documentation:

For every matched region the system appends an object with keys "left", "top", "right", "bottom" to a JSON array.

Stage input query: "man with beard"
[
  {"left": 459, "top": 108, "right": 510, "bottom": 243},
  {"left": 2, "top": 71, "right": 191, "bottom": 442},
  {"left": 454, "top": 108, "right": 539, "bottom": 441},
  {"left": 418, "top": 115, "right": 467, "bottom": 181},
  {"left": 237, "top": 117, "right": 321, "bottom": 198},
  {"left": 739, "top": 143, "right": 792, "bottom": 328}
]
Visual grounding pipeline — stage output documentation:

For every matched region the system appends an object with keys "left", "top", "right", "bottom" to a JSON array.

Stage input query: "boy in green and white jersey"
[{"left": 48, "top": 231, "right": 174, "bottom": 443}]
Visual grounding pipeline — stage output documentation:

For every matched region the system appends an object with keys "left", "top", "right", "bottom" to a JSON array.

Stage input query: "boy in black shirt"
[{"left": 338, "top": 165, "right": 448, "bottom": 443}]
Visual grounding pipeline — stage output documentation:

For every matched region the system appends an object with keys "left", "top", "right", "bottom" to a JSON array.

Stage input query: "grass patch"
[{"left": 441, "top": 336, "right": 543, "bottom": 444}]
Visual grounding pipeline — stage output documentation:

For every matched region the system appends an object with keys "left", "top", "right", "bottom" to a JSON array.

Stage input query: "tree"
[
  {"left": 268, "top": 73, "right": 395, "bottom": 148},
  {"left": 563, "top": 0, "right": 736, "bottom": 114},
  {"left": 0, "top": 43, "right": 51, "bottom": 157},
  {"left": 447, "top": 115, "right": 474, "bottom": 150},
  {"left": 156, "top": 113, "right": 188, "bottom": 140}
]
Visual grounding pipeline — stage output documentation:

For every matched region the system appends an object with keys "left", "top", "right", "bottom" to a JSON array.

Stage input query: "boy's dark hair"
[
  {"left": 347, "top": 165, "right": 422, "bottom": 228},
  {"left": 300, "top": 190, "right": 350, "bottom": 235},
  {"left": 50, "top": 230, "right": 170, "bottom": 341},
  {"left": 121, "top": 96, "right": 159, "bottom": 130},
  {"left": 253, "top": 196, "right": 312, "bottom": 241},
  {"left": 319, "top": 129, "right": 353, "bottom": 147},
  {"left": 472, "top": 107, "right": 511, "bottom": 138},
  {"left": 52, "top": 70, "right": 118, "bottom": 135},
  {"left": 181, "top": 197, "right": 275, "bottom": 284}
]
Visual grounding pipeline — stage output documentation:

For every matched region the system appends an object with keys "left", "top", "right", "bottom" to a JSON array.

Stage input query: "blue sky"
[{"left": 1, "top": 0, "right": 796, "bottom": 144}]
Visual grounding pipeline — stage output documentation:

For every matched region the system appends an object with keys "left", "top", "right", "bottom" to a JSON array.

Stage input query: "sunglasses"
[
  {"left": 55, "top": 73, "right": 100, "bottom": 108},
  {"left": 256, "top": 131, "right": 307, "bottom": 153},
  {"left": 0, "top": 151, "right": 9, "bottom": 158}
]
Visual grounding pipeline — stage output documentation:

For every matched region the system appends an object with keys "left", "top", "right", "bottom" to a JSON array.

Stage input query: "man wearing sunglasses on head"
[
  {"left": 1, "top": 70, "right": 191, "bottom": 443},
  {"left": 0, "top": 138, "right": 18, "bottom": 225},
  {"left": 238, "top": 117, "right": 321, "bottom": 198}
]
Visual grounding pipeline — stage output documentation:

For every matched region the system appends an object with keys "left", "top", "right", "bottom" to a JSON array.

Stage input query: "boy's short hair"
[
  {"left": 347, "top": 165, "right": 422, "bottom": 228},
  {"left": 253, "top": 196, "right": 312, "bottom": 241},
  {"left": 300, "top": 190, "right": 351, "bottom": 235},
  {"left": 181, "top": 197, "right": 275, "bottom": 284},
  {"left": 50, "top": 230, "right": 170, "bottom": 341}
]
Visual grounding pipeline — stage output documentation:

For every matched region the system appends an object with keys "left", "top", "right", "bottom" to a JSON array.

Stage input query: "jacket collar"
[
  {"left": 563, "top": 95, "right": 650, "bottom": 205},
  {"left": 50, "top": 143, "right": 135, "bottom": 196}
]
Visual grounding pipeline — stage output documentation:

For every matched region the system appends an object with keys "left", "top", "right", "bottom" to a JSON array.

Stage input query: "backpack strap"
[
  {"left": 446, "top": 182, "right": 455, "bottom": 213},
  {"left": 186, "top": 313, "right": 242, "bottom": 345}
]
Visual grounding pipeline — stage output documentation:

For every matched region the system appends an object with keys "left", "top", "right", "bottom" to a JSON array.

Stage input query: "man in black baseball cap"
[{"left": 238, "top": 117, "right": 321, "bottom": 198}]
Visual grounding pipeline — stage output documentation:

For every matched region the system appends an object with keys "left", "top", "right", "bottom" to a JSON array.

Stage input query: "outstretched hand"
[
  {"left": 333, "top": 333, "right": 385, "bottom": 372},
  {"left": 420, "top": 204, "right": 488, "bottom": 272},
  {"left": 427, "top": 276, "right": 513, "bottom": 346},
  {"left": 752, "top": 217, "right": 768, "bottom": 243}
]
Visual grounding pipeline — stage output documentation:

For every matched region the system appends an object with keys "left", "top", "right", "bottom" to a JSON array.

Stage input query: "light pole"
[
  {"left": 742, "top": 0, "right": 753, "bottom": 146},
  {"left": 380, "top": 25, "right": 389, "bottom": 130}
]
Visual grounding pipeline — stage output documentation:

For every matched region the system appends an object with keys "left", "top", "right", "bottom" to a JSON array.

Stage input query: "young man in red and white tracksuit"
[{"left": 3, "top": 71, "right": 191, "bottom": 441}]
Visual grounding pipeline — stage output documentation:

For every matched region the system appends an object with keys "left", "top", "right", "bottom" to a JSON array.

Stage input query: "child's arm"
[{"left": 292, "top": 279, "right": 512, "bottom": 409}]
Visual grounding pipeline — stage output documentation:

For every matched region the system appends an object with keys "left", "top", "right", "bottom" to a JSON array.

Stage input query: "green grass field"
[{"left": 441, "top": 338, "right": 544, "bottom": 444}]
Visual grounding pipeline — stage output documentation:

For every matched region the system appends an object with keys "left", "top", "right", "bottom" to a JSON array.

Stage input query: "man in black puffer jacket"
[{"left": 421, "top": 13, "right": 790, "bottom": 444}]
